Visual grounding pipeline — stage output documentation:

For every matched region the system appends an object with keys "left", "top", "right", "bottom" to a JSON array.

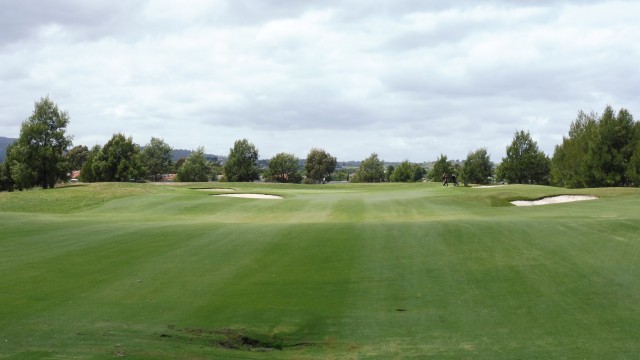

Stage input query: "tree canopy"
[
  {"left": 0, "top": 160, "right": 14, "bottom": 191},
  {"left": 551, "top": 106, "right": 639, "bottom": 188},
  {"left": 304, "top": 148, "right": 336, "bottom": 184},
  {"left": 7, "top": 96, "right": 73, "bottom": 189},
  {"left": 141, "top": 137, "right": 173, "bottom": 182},
  {"left": 66, "top": 145, "right": 90, "bottom": 171},
  {"left": 351, "top": 153, "right": 385, "bottom": 183},
  {"left": 176, "top": 147, "right": 212, "bottom": 182},
  {"left": 79, "top": 145, "right": 101, "bottom": 182},
  {"left": 460, "top": 148, "right": 493, "bottom": 185},
  {"left": 265, "top": 152, "right": 301, "bottom": 183},
  {"left": 496, "top": 130, "right": 550, "bottom": 184},
  {"left": 224, "top": 139, "right": 259, "bottom": 182},
  {"left": 90, "top": 133, "right": 142, "bottom": 182},
  {"left": 5, "top": 98, "right": 640, "bottom": 189},
  {"left": 427, "top": 154, "right": 454, "bottom": 182},
  {"left": 389, "top": 160, "right": 425, "bottom": 182}
]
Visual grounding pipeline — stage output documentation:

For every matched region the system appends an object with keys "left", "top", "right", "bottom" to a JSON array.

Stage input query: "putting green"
[{"left": 1, "top": 182, "right": 639, "bottom": 358}]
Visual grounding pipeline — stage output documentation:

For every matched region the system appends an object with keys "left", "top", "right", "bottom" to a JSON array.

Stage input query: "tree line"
[{"left": 1, "top": 97, "right": 639, "bottom": 191}]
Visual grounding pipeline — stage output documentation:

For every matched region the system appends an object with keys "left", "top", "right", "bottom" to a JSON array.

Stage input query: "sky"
[{"left": 0, "top": 0, "right": 638, "bottom": 162}]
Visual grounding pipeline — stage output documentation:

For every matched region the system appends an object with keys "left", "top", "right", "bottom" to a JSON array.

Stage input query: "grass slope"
[{"left": 1, "top": 183, "right": 639, "bottom": 359}]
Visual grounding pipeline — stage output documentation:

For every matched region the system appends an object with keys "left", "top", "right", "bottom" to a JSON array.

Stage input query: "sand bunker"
[
  {"left": 511, "top": 195, "right": 597, "bottom": 206},
  {"left": 215, "top": 193, "right": 283, "bottom": 199}
]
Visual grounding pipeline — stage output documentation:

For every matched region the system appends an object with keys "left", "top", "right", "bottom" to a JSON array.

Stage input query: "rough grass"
[{"left": 1, "top": 182, "right": 639, "bottom": 358}]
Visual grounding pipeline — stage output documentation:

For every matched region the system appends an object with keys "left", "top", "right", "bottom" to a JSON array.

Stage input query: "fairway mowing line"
[
  {"left": 511, "top": 195, "right": 598, "bottom": 206},
  {"left": 194, "top": 188, "right": 237, "bottom": 192}
]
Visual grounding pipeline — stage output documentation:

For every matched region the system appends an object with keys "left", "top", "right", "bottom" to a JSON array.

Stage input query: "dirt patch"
[
  {"left": 511, "top": 195, "right": 597, "bottom": 206},
  {"left": 217, "top": 328, "right": 283, "bottom": 351},
  {"left": 161, "top": 326, "right": 312, "bottom": 352},
  {"left": 215, "top": 193, "right": 283, "bottom": 199}
]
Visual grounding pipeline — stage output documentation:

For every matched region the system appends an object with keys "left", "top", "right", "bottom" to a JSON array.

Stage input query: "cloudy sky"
[{"left": 1, "top": 0, "right": 638, "bottom": 162}]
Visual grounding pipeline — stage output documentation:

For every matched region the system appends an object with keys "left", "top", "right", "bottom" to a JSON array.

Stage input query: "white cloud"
[{"left": 1, "top": 0, "right": 639, "bottom": 162}]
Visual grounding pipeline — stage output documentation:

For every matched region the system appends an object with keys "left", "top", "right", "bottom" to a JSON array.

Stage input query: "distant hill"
[
  {"left": 171, "top": 149, "right": 225, "bottom": 163},
  {"left": 0, "top": 137, "right": 16, "bottom": 163}
]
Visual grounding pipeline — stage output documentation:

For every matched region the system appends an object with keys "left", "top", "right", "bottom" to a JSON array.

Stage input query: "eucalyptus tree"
[
  {"left": 427, "top": 154, "right": 454, "bottom": 182},
  {"left": 176, "top": 147, "right": 212, "bottom": 182},
  {"left": 92, "top": 133, "right": 142, "bottom": 182},
  {"left": 389, "top": 161, "right": 424, "bottom": 182},
  {"left": 265, "top": 152, "right": 301, "bottom": 183},
  {"left": 66, "top": 145, "right": 90, "bottom": 171},
  {"left": 7, "top": 96, "right": 73, "bottom": 189},
  {"left": 141, "top": 137, "right": 173, "bottom": 181},
  {"left": 224, "top": 139, "right": 259, "bottom": 182},
  {"left": 351, "top": 153, "right": 385, "bottom": 183},
  {"left": 304, "top": 148, "right": 336, "bottom": 183},
  {"left": 460, "top": 148, "right": 493, "bottom": 185}
]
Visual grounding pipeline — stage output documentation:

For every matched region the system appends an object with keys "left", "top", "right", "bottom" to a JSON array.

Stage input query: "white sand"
[
  {"left": 511, "top": 195, "right": 597, "bottom": 206},
  {"left": 215, "top": 193, "right": 283, "bottom": 199}
]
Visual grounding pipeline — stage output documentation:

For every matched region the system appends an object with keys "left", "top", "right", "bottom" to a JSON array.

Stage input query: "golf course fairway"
[{"left": 1, "top": 182, "right": 639, "bottom": 359}]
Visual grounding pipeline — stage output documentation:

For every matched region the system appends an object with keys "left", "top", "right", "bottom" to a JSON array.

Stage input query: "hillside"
[
  {"left": 0, "top": 136, "right": 16, "bottom": 162},
  {"left": 171, "top": 148, "right": 225, "bottom": 163}
]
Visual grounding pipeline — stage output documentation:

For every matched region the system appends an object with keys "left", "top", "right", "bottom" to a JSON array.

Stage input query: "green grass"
[{"left": 1, "top": 182, "right": 640, "bottom": 359}]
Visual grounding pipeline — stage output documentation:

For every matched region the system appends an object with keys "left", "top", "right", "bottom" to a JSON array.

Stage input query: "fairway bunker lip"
[
  {"left": 214, "top": 193, "right": 283, "bottom": 199},
  {"left": 194, "top": 187, "right": 237, "bottom": 192},
  {"left": 511, "top": 195, "right": 597, "bottom": 206}
]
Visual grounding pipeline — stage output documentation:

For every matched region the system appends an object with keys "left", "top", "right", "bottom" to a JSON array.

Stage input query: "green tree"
[
  {"left": 552, "top": 107, "right": 637, "bottom": 188},
  {"left": 389, "top": 161, "right": 410, "bottom": 182},
  {"left": 389, "top": 160, "right": 424, "bottom": 182},
  {"left": 385, "top": 165, "right": 395, "bottom": 182},
  {"left": 427, "top": 154, "right": 454, "bottom": 182},
  {"left": 174, "top": 158, "right": 186, "bottom": 173},
  {"left": 496, "top": 130, "right": 550, "bottom": 184},
  {"left": 7, "top": 96, "right": 73, "bottom": 189},
  {"left": 92, "top": 133, "right": 142, "bottom": 182},
  {"left": 460, "top": 148, "right": 493, "bottom": 185},
  {"left": 331, "top": 169, "right": 350, "bottom": 182},
  {"left": 551, "top": 111, "right": 598, "bottom": 188},
  {"left": 304, "top": 148, "right": 337, "bottom": 184},
  {"left": 626, "top": 122, "right": 640, "bottom": 186},
  {"left": 0, "top": 160, "right": 14, "bottom": 191},
  {"left": 351, "top": 153, "right": 385, "bottom": 183},
  {"left": 589, "top": 107, "right": 635, "bottom": 186},
  {"left": 176, "top": 147, "right": 212, "bottom": 182},
  {"left": 411, "top": 164, "right": 427, "bottom": 182},
  {"left": 141, "top": 137, "right": 173, "bottom": 181},
  {"left": 224, "top": 139, "right": 259, "bottom": 182},
  {"left": 66, "top": 145, "right": 90, "bottom": 171},
  {"left": 265, "top": 152, "right": 301, "bottom": 183},
  {"left": 79, "top": 145, "right": 101, "bottom": 182}
]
